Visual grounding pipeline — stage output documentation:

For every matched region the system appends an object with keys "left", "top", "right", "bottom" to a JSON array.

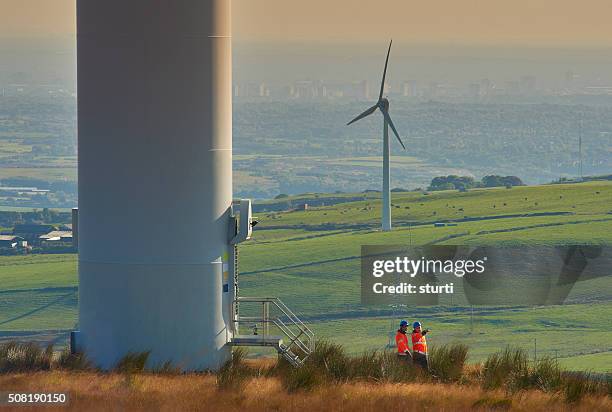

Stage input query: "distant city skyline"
[
  {"left": 2, "top": 41, "right": 612, "bottom": 98},
  {"left": 2, "top": 1, "right": 612, "bottom": 98},
  {"left": 1, "top": 0, "right": 612, "bottom": 47}
]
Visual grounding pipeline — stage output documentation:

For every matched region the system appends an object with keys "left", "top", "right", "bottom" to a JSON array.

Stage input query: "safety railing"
[{"left": 234, "top": 296, "right": 315, "bottom": 365}]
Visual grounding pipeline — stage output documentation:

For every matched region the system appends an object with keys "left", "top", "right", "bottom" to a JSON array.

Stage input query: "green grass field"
[
  {"left": 0, "top": 167, "right": 77, "bottom": 182},
  {"left": 0, "top": 255, "right": 77, "bottom": 333},
  {"left": 0, "top": 206, "right": 72, "bottom": 212},
  {"left": 257, "top": 181, "right": 612, "bottom": 229},
  {"left": 558, "top": 351, "right": 612, "bottom": 371},
  {"left": 0, "top": 181, "right": 610, "bottom": 371}
]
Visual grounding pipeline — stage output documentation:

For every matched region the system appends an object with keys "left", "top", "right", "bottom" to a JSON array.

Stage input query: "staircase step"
[
  {"left": 233, "top": 297, "right": 314, "bottom": 368},
  {"left": 230, "top": 335, "right": 284, "bottom": 347}
]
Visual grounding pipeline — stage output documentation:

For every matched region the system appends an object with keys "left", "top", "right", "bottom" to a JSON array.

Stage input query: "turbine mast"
[
  {"left": 346, "top": 39, "right": 404, "bottom": 232},
  {"left": 579, "top": 112, "right": 584, "bottom": 181},
  {"left": 382, "top": 111, "right": 391, "bottom": 231}
]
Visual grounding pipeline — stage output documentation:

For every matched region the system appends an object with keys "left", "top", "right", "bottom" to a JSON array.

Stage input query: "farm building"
[
  {"left": 13, "top": 224, "right": 59, "bottom": 245},
  {"left": 39, "top": 231, "right": 73, "bottom": 244},
  {"left": 0, "top": 235, "right": 27, "bottom": 249},
  {"left": 13, "top": 224, "right": 57, "bottom": 237},
  {"left": 59, "top": 224, "right": 73, "bottom": 231}
]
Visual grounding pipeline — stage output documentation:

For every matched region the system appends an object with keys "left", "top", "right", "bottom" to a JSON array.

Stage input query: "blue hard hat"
[
  {"left": 400, "top": 320, "right": 408, "bottom": 327},
  {"left": 413, "top": 321, "right": 421, "bottom": 328}
]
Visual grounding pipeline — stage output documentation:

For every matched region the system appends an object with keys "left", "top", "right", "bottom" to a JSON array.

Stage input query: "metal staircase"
[{"left": 229, "top": 297, "right": 315, "bottom": 367}]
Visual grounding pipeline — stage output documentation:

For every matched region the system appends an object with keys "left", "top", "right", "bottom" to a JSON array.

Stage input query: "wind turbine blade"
[
  {"left": 383, "top": 111, "right": 406, "bottom": 150},
  {"left": 378, "top": 40, "right": 392, "bottom": 101},
  {"left": 347, "top": 104, "right": 378, "bottom": 126}
]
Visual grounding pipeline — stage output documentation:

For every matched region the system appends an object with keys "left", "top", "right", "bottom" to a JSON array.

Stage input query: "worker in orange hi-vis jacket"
[
  {"left": 411, "top": 321, "right": 430, "bottom": 370},
  {"left": 395, "top": 320, "right": 412, "bottom": 363}
]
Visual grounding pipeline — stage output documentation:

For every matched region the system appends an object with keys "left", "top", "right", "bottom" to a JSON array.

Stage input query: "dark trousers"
[
  {"left": 413, "top": 352, "right": 428, "bottom": 370},
  {"left": 397, "top": 353, "right": 412, "bottom": 364}
]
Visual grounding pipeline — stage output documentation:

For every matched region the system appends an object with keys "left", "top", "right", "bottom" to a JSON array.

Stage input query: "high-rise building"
[
  {"left": 258, "top": 83, "right": 270, "bottom": 97},
  {"left": 402, "top": 80, "right": 417, "bottom": 97}
]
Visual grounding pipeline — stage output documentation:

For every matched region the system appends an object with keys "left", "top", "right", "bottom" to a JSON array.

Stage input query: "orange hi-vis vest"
[
  {"left": 412, "top": 331, "right": 427, "bottom": 355},
  {"left": 396, "top": 330, "right": 410, "bottom": 355}
]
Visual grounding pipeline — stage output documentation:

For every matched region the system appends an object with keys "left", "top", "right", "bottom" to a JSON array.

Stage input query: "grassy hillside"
[
  {"left": 256, "top": 181, "right": 612, "bottom": 229},
  {"left": 0, "top": 181, "right": 610, "bottom": 371}
]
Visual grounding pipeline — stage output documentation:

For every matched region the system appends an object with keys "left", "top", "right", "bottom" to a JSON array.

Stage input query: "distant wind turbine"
[
  {"left": 579, "top": 112, "right": 584, "bottom": 181},
  {"left": 347, "top": 40, "right": 406, "bottom": 231}
]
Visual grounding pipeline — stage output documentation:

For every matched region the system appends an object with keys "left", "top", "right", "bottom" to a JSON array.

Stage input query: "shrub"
[
  {"left": 529, "top": 357, "right": 562, "bottom": 392},
  {"left": 481, "top": 347, "right": 609, "bottom": 400},
  {"left": 429, "top": 343, "right": 469, "bottom": 383},
  {"left": 55, "top": 349, "right": 93, "bottom": 371},
  {"left": 378, "top": 350, "right": 420, "bottom": 383},
  {"left": 562, "top": 371, "right": 607, "bottom": 403},
  {"left": 306, "top": 340, "right": 350, "bottom": 382},
  {"left": 0, "top": 341, "right": 53, "bottom": 373},
  {"left": 115, "top": 351, "right": 151, "bottom": 373},
  {"left": 266, "top": 351, "right": 294, "bottom": 377},
  {"left": 216, "top": 348, "right": 251, "bottom": 391},
  {"left": 349, "top": 350, "right": 383, "bottom": 381},
  {"left": 281, "top": 363, "right": 322, "bottom": 393},
  {"left": 274, "top": 340, "right": 350, "bottom": 391},
  {"left": 482, "top": 347, "right": 529, "bottom": 390},
  {"left": 150, "top": 360, "right": 182, "bottom": 375}
]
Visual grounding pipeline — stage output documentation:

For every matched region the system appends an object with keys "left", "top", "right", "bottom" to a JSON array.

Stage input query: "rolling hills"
[{"left": 0, "top": 181, "right": 610, "bottom": 371}]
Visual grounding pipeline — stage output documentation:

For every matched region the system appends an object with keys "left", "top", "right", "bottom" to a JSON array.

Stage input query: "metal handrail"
[
  {"left": 237, "top": 297, "right": 313, "bottom": 337},
  {"left": 234, "top": 315, "right": 312, "bottom": 353},
  {"left": 232, "top": 318, "right": 311, "bottom": 356},
  {"left": 235, "top": 296, "right": 315, "bottom": 356},
  {"left": 273, "top": 318, "right": 310, "bottom": 354}
]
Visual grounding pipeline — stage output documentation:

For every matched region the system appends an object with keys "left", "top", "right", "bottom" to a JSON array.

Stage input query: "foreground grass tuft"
[
  {"left": 282, "top": 364, "right": 323, "bottom": 393},
  {"left": 428, "top": 343, "right": 469, "bottom": 383},
  {"left": 482, "top": 346, "right": 609, "bottom": 402},
  {"left": 482, "top": 346, "right": 529, "bottom": 390},
  {"left": 529, "top": 356, "right": 562, "bottom": 392},
  {"left": 306, "top": 340, "right": 350, "bottom": 381},
  {"left": 56, "top": 349, "right": 93, "bottom": 371},
  {"left": 216, "top": 348, "right": 252, "bottom": 391},
  {"left": 562, "top": 371, "right": 608, "bottom": 403},
  {"left": 151, "top": 360, "right": 183, "bottom": 375},
  {"left": 115, "top": 351, "right": 151, "bottom": 373},
  {"left": 349, "top": 350, "right": 384, "bottom": 382},
  {"left": 273, "top": 339, "right": 462, "bottom": 391},
  {"left": 0, "top": 341, "right": 53, "bottom": 373},
  {"left": 472, "top": 396, "right": 513, "bottom": 410}
]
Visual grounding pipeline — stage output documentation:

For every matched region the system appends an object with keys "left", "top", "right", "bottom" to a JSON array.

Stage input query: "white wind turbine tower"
[{"left": 347, "top": 40, "right": 406, "bottom": 231}]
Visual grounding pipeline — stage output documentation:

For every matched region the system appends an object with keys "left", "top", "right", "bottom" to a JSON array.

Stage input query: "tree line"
[{"left": 428, "top": 175, "right": 524, "bottom": 191}]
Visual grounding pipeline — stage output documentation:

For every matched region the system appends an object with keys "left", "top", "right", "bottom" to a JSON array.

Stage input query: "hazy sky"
[{"left": 1, "top": 0, "right": 611, "bottom": 47}]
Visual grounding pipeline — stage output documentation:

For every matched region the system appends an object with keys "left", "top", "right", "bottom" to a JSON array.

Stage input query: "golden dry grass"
[{"left": 0, "top": 372, "right": 610, "bottom": 412}]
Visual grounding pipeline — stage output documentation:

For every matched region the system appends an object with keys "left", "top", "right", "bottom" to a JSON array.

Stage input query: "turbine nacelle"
[{"left": 379, "top": 98, "right": 390, "bottom": 112}]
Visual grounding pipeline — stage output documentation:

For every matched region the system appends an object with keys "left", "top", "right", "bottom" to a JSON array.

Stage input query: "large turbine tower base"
[{"left": 76, "top": 0, "right": 233, "bottom": 371}]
